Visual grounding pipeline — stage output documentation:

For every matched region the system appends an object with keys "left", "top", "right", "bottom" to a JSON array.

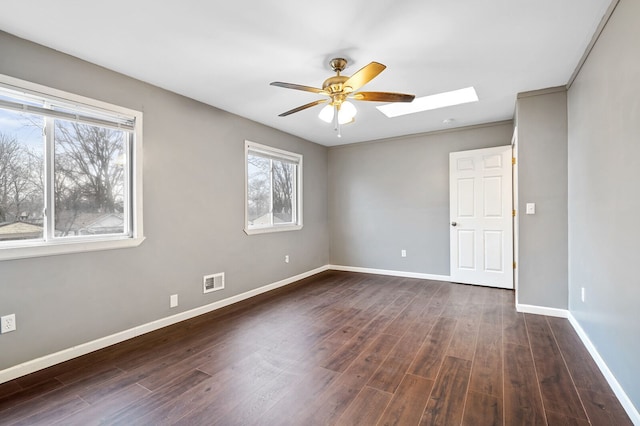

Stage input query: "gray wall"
[
  {"left": 329, "top": 122, "right": 513, "bottom": 274},
  {"left": 0, "top": 32, "right": 329, "bottom": 370},
  {"left": 515, "top": 89, "right": 568, "bottom": 309},
  {"left": 567, "top": 0, "right": 640, "bottom": 409}
]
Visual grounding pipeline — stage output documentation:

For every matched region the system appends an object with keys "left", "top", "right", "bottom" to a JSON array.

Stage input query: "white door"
[{"left": 450, "top": 145, "right": 513, "bottom": 289}]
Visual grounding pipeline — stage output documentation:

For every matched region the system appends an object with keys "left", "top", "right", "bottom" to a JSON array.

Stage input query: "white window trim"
[
  {"left": 244, "top": 140, "right": 303, "bottom": 235},
  {"left": 0, "top": 74, "right": 144, "bottom": 261}
]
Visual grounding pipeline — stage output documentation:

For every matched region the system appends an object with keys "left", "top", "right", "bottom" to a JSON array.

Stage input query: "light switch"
[{"left": 526, "top": 203, "right": 536, "bottom": 215}]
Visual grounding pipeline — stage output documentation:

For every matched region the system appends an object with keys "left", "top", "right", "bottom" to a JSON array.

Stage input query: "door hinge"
[
  {"left": 512, "top": 209, "right": 516, "bottom": 217},
  {"left": 513, "top": 261, "right": 517, "bottom": 269},
  {"left": 512, "top": 157, "right": 516, "bottom": 165}
]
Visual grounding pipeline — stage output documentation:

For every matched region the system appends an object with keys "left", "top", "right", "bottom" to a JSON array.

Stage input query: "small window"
[
  {"left": 245, "top": 141, "right": 302, "bottom": 234},
  {"left": 0, "top": 74, "right": 143, "bottom": 260}
]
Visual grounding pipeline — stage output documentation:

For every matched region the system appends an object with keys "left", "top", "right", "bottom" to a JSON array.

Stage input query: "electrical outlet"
[
  {"left": 170, "top": 294, "right": 178, "bottom": 308},
  {"left": 581, "top": 287, "right": 585, "bottom": 303},
  {"left": 285, "top": 255, "right": 289, "bottom": 263},
  {"left": 1, "top": 314, "right": 16, "bottom": 333},
  {"left": 401, "top": 249, "right": 407, "bottom": 257}
]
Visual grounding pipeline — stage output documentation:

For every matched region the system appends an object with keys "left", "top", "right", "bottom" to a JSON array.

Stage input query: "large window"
[
  {"left": 245, "top": 141, "right": 302, "bottom": 234},
  {"left": 0, "top": 75, "right": 143, "bottom": 260}
]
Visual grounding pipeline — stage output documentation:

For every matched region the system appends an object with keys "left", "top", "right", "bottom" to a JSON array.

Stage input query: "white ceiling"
[{"left": 0, "top": 1, "right": 612, "bottom": 146}]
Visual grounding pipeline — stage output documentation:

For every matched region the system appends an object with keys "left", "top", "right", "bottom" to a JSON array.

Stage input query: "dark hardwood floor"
[{"left": 0, "top": 271, "right": 632, "bottom": 425}]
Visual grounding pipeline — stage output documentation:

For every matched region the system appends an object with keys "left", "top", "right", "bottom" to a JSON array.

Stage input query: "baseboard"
[
  {"left": 0, "top": 265, "right": 330, "bottom": 385},
  {"left": 329, "top": 264, "right": 451, "bottom": 282},
  {"left": 568, "top": 313, "right": 640, "bottom": 425},
  {"left": 516, "top": 303, "right": 569, "bottom": 318}
]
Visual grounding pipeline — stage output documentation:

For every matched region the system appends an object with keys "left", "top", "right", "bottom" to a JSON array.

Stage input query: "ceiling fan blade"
[
  {"left": 278, "top": 99, "right": 328, "bottom": 117},
  {"left": 351, "top": 91, "right": 415, "bottom": 103},
  {"left": 343, "top": 62, "right": 386, "bottom": 92},
  {"left": 270, "top": 81, "right": 327, "bottom": 94}
]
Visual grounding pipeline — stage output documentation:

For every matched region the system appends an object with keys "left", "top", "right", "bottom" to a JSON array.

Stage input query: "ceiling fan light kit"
[
  {"left": 271, "top": 57, "right": 415, "bottom": 137},
  {"left": 318, "top": 101, "right": 357, "bottom": 138},
  {"left": 318, "top": 101, "right": 356, "bottom": 123}
]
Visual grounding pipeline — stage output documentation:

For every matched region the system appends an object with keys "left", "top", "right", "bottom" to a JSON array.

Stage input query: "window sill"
[
  {"left": 244, "top": 224, "right": 303, "bottom": 235},
  {"left": 0, "top": 236, "right": 146, "bottom": 261}
]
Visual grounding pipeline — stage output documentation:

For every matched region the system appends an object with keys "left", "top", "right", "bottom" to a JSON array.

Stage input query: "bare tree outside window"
[
  {"left": 272, "top": 161, "right": 294, "bottom": 223},
  {"left": 54, "top": 121, "right": 127, "bottom": 236},
  {"left": 247, "top": 154, "right": 271, "bottom": 224},
  {"left": 245, "top": 143, "right": 301, "bottom": 232},
  {"left": 0, "top": 109, "right": 45, "bottom": 241},
  {"left": 0, "top": 108, "right": 129, "bottom": 241}
]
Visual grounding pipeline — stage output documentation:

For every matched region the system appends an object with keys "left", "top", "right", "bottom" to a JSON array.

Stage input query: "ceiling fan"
[{"left": 271, "top": 58, "right": 415, "bottom": 137}]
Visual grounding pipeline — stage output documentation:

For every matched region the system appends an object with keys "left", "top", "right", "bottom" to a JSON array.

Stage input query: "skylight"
[{"left": 377, "top": 87, "right": 479, "bottom": 118}]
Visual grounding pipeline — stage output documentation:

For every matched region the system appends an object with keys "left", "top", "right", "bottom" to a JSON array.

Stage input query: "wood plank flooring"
[{"left": 0, "top": 271, "right": 632, "bottom": 425}]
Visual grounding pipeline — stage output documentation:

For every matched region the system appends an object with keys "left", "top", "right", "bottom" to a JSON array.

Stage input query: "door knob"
[{"left": 451, "top": 221, "right": 457, "bottom": 227}]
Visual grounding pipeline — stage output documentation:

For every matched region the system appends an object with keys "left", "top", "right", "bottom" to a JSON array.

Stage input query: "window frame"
[
  {"left": 244, "top": 140, "right": 303, "bottom": 235},
  {"left": 0, "top": 74, "right": 144, "bottom": 261}
]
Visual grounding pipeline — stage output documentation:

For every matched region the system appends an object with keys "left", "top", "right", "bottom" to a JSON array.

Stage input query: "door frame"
[{"left": 512, "top": 127, "right": 519, "bottom": 303}]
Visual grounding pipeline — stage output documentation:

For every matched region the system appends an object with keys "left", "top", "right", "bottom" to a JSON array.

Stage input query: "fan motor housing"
[{"left": 322, "top": 75, "right": 349, "bottom": 93}]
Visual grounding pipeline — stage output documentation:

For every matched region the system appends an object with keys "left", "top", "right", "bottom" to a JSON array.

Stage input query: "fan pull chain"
[{"left": 334, "top": 104, "right": 343, "bottom": 137}]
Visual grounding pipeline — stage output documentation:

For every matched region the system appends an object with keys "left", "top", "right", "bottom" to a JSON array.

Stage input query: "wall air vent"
[{"left": 203, "top": 272, "right": 224, "bottom": 294}]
